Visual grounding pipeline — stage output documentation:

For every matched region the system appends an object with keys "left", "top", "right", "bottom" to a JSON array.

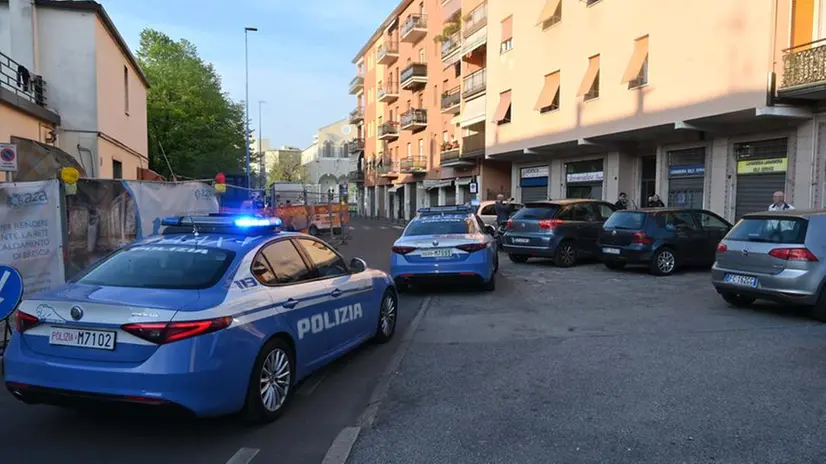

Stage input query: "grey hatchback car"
[{"left": 711, "top": 210, "right": 826, "bottom": 320}]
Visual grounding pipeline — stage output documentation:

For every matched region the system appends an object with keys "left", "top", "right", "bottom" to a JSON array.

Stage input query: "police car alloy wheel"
[
  {"left": 261, "top": 348, "right": 291, "bottom": 412},
  {"left": 244, "top": 338, "right": 295, "bottom": 423},
  {"left": 374, "top": 290, "right": 398, "bottom": 343}
]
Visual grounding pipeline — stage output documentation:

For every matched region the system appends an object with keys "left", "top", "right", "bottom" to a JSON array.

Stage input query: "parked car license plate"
[
  {"left": 49, "top": 327, "right": 117, "bottom": 350},
  {"left": 511, "top": 237, "right": 530, "bottom": 244},
  {"left": 724, "top": 273, "right": 758, "bottom": 287},
  {"left": 602, "top": 247, "right": 621, "bottom": 255},
  {"left": 421, "top": 249, "right": 452, "bottom": 258}
]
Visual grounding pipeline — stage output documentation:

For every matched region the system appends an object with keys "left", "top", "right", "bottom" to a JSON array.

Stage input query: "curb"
[{"left": 321, "top": 295, "right": 433, "bottom": 464}]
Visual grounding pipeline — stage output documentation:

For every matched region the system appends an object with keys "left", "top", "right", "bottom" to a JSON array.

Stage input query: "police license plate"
[
  {"left": 724, "top": 274, "right": 758, "bottom": 287},
  {"left": 421, "top": 249, "right": 453, "bottom": 258},
  {"left": 511, "top": 237, "right": 530, "bottom": 244},
  {"left": 49, "top": 327, "right": 116, "bottom": 350},
  {"left": 602, "top": 247, "right": 621, "bottom": 255}
]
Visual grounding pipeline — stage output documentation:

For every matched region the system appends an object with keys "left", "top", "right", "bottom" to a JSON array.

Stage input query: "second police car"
[
  {"left": 3, "top": 214, "right": 398, "bottom": 422},
  {"left": 390, "top": 206, "right": 499, "bottom": 291}
]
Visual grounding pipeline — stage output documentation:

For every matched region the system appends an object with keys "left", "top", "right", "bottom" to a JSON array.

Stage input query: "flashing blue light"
[
  {"left": 417, "top": 205, "right": 474, "bottom": 215},
  {"left": 161, "top": 216, "right": 182, "bottom": 226},
  {"left": 234, "top": 217, "right": 283, "bottom": 228}
]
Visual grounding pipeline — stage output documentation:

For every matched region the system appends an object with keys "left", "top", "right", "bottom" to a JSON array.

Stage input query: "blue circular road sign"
[{"left": 0, "top": 265, "right": 23, "bottom": 320}]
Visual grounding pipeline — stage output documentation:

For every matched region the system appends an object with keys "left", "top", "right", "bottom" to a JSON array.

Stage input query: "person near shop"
[
  {"left": 494, "top": 194, "right": 510, "bottom": 225},
  {"left": 648, "top": 194, "right": 665, "bottom": 208},
  {"left": 768, "top": 191, "right": 794, "bottom": 211},
  {"left": 615, "top": 192, "right": 629, "bottom": 210}
]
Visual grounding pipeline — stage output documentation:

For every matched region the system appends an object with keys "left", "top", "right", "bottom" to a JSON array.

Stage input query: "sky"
[{"left": 97, "top": 0, "right": 389, "bottom": 150}]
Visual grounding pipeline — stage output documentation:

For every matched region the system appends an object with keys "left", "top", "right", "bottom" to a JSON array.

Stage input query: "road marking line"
[
  {"left": 321, "top": 427, "right": 361, "bottom": 464},
  {"left": 225, "top": 447, "right": 259, "bottom": 464},
  {"left": 379, "top": 226, "right": 388, "bottom": 230},
  {"left": 298, "top": 369, "right": 330, "bottom": 397},
  {"left": 348, "top": 226, "right": 356, "bottom": 230},
  {"left": 392, "top": 225, "right": 404, "bottom": 230}
]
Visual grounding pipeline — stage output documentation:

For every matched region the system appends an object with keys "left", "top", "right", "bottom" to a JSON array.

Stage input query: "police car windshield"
[
  {"left": 404, "top": 216, "right": 474, "bottom": 236},
  {"left": 76, "top": 244, "right": 235, "bottom": 290}
]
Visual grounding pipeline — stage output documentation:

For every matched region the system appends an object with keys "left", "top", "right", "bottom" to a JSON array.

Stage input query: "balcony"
[
  {"left": 779, "top": 39, "right": 826, "bottom": 100},
  {"left": 377, "top": 41, "right": 399, "bottom": 65},
  {"left": 441, "top": 34, "right": 461, "bottom": 62},
  {"left": 439, "top": 141, "right": 463, "bottom": 167},
  {"left": 348, "top": 107, "right": 364, "bottom": 124},
  {"left": 441, "top": 86, "right": 461, "bottom": 114},
  {"left": 461, "top": 133, "right": 485, "bottom": 157},
  {"left": 400, "top": 108, "right": 427, "bottom": 131},
  {"left": 377, "top": 82, "right": 399, "bottom": 103},
  {"left": 463, "top": 68, "right": 486, "bottom": 100},
  {"left": 349, "top": 138, "right": 364, "bottom": 153},
  {"left": 378, "top": 122, "right": 399, "bottom": 140},
  {"left": 401, "top": 14, "right": 427, "bottom": 43},
  {"left": 463, "top": 3, "right": 487, "bottom": 55},
  {"left": 347, "top": 169, "right": 365, "bottom": 183},
  {"left": 377, "top": 157, "right": 399, "bottom": 177},
  {"left": 400, "top": 62, "right": 427, "bottom": 90},
  {"left": 1, "top": 49, "right": 49, "bottom": 111},
  {"left": 349, "top": 74, "right": 364, "bottom": 95},
  {"left": 400, "top": 156, "right": 427, "bottom": 174}
]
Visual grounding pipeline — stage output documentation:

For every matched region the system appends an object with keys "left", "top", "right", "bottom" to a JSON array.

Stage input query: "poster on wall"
[
  {"left": 0, "top": 180, "right": 65, "bottom": 296},
  {"left": 122, "top": 181, "right": 219, "bottom": 239}
]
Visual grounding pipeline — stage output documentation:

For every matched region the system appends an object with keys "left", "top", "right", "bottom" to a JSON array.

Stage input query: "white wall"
[{"left": 0, "top": 5, "right": 11, "bottom": 59}]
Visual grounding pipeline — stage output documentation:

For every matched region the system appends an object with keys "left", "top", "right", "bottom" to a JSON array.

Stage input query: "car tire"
[
  {"left": 374, "top": 290, "right": 398, "bottom": 343},
  {"left": 809, "top": 286, "right": 826, "bottom": 322},
  {"left": 604, "top": 261, "right": 626, "bottom": 271},
  {"left": 649, "top": 248, "right": 677, "bottom": 276},
  {"left": 308, "top": 225, "right": 319, "bottom": 236},
  {"left": 508, "top": 254, "right": 528, "bottom": 264},
  {"left": 554, "top": 241, "right": 577, "bottom": 268},
  {"left": 720, "top": 291, "right": 756, "bottom": 308},
  {"left": 242, "top": 337, "right": 295, "bottom": 424},
  {"left": 493, "top": 254, "right": 499, "bottom": 273},
  {"left": 483, "top": 272, "right": 496, "bottom": 291}
]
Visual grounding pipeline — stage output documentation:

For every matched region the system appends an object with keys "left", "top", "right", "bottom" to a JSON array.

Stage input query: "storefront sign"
[
  {"left": 669, "top": 165, "right": 705, "bottom": 178},
  {"left": 520, "top": 166, "right": 549, "bottom": 179},
  {"left": 566, "top": 171, "right": 604, "bottom": 183},
  {"left": 737, "top": 157, "right": 788, "bottom": 175}
]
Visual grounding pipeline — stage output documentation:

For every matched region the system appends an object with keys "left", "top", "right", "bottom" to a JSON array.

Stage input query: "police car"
[
  {"left": 3, "top": 214, "right": 398, "bottom": 423},
  {"left": 391, "top": 205, "right": 498, "bottom": 291}
]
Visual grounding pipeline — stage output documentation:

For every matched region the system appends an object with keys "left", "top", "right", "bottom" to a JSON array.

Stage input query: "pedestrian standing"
[
  {"left": 494, "top": 194, "right": 510, "bottom": 225},
  {"left": 768, "top": 191, "right": 794, "bottom": 211},
  {"left": 648, "top": 194, "right": 665, "bottom": 207},
  {"left": 615, "top": 192, "right": 629, "bottom": 210}
]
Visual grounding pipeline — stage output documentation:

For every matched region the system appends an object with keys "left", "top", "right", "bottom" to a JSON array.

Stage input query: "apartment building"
[
  {"left": 300, "top": 118, "right": 361, "bottom": 196},
  {"left": 486, "top": 0, "right": 826, "bottom": 220},
  {"left": 351, "top": 0, "right": 512, "bottom": 220},
  {"left": 0, "top": 0, "right": 149, "bottom": 182}
]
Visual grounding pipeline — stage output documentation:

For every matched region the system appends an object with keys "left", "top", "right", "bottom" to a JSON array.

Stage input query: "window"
[
  {"left": 297, "top": 239, "right": 348, "bottom": 277},
  {"left": 578, "top": 55, "right": 600, "bottom": 101},
  {"left": 418, "top": 139, "right": 424, "bottom": 156},
  {"left": 623, "top": 35, "right": 649, "bottom": 89},
  {"left": 513, "top": 204, "right": 559, "bottom": 220},
  {"left": 493, "top": 90, "right": 512, "bottom": 125},
  {"left": 593, "top": 203, "right": 616, "bottom": 221},
  {"left": 535, "top": 71, "right": 561, "bottom": 113},
  {"left": 76, "top": 245, "right": 234, "bottom": 290},
  {"left": 605, "top": 211, "right": 645, "bottom": 229},
  {"left": 340, "top": 142, "right": 350, "bottom": 158},
  {"left": 480, "top": 204, "right": 496, "bottom": 215},
  {"left": 419, "top": 48, "right": 425, "bottom": 63},
  {"left": 537, "top": 0, "right": 562, "bottom": 29},
  {"left": 726, "top": 217, "right": 808, "bottom": 244},
  {"left": 694, "top": 212, "right": 730, "bottom": 231},
  {"left": 123, "top": 65, "right": 129, "bottom": 115},
  {"left": 655, "top": 211, "right": 698, "bottom": 231},
  {"left": 442, "top": 131, "right": 448, "bottom": 143},
  {"left": 407, "top": 142, "right": 411, "bottom": 158},
  {"left": 500, "top": 16, "right": 513, "bottom": 54},
  {"left": 112, "top": 159, "right": 123, "bottom": 179},
  {"left": 405, "top": 217, "right": 474, "bottom": 236}
]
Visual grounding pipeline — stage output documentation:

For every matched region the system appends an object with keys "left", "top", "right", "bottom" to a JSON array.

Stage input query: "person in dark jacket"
[
  {"left": 614, "top": 192, "right": 629, "bottom": 210},
  {"left": 494, "top": 194, "right": 510, "bottom": 224},
  {"left": 647, "top": 194, "right": 665, "bottom": 207}
]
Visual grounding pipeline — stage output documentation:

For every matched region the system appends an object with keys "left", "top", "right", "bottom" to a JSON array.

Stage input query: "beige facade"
[{"left": 485, "top": 0, "right": 826, "bottom": 220}]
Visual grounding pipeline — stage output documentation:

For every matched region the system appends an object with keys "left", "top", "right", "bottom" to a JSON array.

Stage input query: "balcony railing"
[
  {"left": 400, "top": 156, "right": 427, "bottom": 173},
  {"left": 441, "top": 86, "right": 461, "bottom": 113},
  {"left": 377, "top": 82, "right": 399, "bottom": 102},
  {"left": 400, "top": 108, "right": 427, "bottom": 130},
  {"left": 349, "top": 74, "right": 364, "bottom": 94},
  {"left": 378, "top": 122, "right": 399, "bottom": 139},
  {"left": 463, "top": 68, "right": 486, "bottom": 99},
  {"left": 377, "top": 157, "right": 398, "bottom": 176},
  {"left": 400, "top": 62, "right": 428, "bottom": 89},
  {"left": 348, "top": 169, "right": 365, "bottom": 183},
  {"left": 441, "top": 34, "right": 461, "bottom": 59},
  {"left": 0, "top": 50, "right": 47, "bottom": 108},
  {"left": 781, "top": 39, "right": 826, "bottom": 91},
  {"left": 401, "top": 14, "right": 427, "bottom": 42},
  {"left": 463, "top": 3, "right": 487, "bottom": 38},
  {"left": 440, "top": 141, "right": 461, "bottom": 164},
  {"left": 461, "top": 133, "right": 485, "bottom": 156},
  {"left": 349, "top": 138, "right": 364, "bottom": 153},
  {"left": 377, "top": 41, "right": 400, "bottom": 65},
  {"left": 349, "top": 107, "right": 364, "bottom": 124}
]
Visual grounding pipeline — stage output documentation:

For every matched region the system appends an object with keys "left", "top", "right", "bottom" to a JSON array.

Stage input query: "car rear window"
[
  {"left": 405, "top": 216, "right": 474, "bottom": 236},
  {"left": 725, "top": 217, "right": 808, "bottom": 244},
  {"left": 76, "top": 245, "right": 235, "bottom": 290},
  {"left": 604, "top": 211, "right": 645, "bottom": 229},
  {"left": 512, "top": 204, "right": 559, "bottom": 220}
]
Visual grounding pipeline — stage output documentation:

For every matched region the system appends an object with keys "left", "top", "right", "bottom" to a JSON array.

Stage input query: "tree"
[
  {"left": 267, "top": 155, "right": 308, "bottom": 184},
  {"left": 137, "top": 29, "right": 246, "bottom": 180}
]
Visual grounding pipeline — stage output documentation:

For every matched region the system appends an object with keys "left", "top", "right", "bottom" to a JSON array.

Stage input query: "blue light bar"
[
  {"left": 417, "top": 205, "right": 474, "bottom": 215},
  {"left": 235, "top": 217, "right": 282, "bottom": 227},
  {"left": 161, "top": 215, "right": 283, "bottom": 229}
]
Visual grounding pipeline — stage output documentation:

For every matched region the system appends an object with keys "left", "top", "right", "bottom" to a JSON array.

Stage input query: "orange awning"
[
  {"left": 577, "top": 55, "right": 600, "bottom": 97},
  {"left": 493, "top": 91, "right": 512, "bottom": 123},
  {"left": 621, "top": 36, "right": 649, "bottom": 83},
  {"left": 534, "top": 72, "right": 561, "bottom": 111},
  {"left": 501, "top": 16, "right": 513, "bottom": 41},
  {"left": 536, "top": 0, "right": 561, "bottom": 25}
]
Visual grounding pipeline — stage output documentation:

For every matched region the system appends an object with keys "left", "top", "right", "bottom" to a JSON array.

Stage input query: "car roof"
[
  {"left": 619, "top": 207, "right": 710, "bottom": 214},
  {"left": 742, "top": 209, "right": 826, "bottom": 219},
  {"left": 525, "top": 199, "right": 605, "bottom": 206},
  {"left": 136, "top": 231, "right": 306, "bottom": 254}
]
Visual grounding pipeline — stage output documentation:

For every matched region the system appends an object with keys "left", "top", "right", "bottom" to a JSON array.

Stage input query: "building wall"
[
  {"left": 0, "top": 103, "right": 48, "bottom": 181},
  {"left": 303, "top": 119, "right": 359, "bottom": 188},
  {"left": 97, "top": 136, "right": 145, "bottom": 179}
]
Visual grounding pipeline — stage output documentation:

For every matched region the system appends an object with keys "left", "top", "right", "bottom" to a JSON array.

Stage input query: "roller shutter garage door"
[
  {"left": 668, "top": 177, "right": 704, "bottom": 209},
  {"left": 521, "top": 186, "right": 547, "bottom": 202},
  {"left": 428, "top": 188, "right": 439, "bottom": 206},
  {"left": 735, "top": 174, "right": 786, "bottom": 219},
  {"left": 734, "top": 138, "right": 788, "bottom": 219}
]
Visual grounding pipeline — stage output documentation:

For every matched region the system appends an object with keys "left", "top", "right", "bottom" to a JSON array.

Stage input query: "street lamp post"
[
  {"left": 244, "top": 26, "right": 258, "bottom": 195},
  {"left": 258, "top": 100, "right": 266, "bottom": 189}
]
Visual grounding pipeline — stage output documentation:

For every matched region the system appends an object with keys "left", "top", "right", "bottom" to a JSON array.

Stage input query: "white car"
[{"left": 475, "top": 200, "right": 524, "bottom": 227}]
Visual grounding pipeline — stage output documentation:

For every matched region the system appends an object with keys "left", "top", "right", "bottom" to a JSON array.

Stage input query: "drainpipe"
[{"left": 810, "top": 118, "right": 819, "bottom": 208}]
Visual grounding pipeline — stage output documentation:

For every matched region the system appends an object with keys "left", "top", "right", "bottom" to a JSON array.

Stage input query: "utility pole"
[
  {"left": 244, "top": 26, "right": 258, "bottom": 195},
  {"left": 258, "top": 100, "right": 266, "bottom": 189}
]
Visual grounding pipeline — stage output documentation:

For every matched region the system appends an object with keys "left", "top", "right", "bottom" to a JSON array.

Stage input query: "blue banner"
[{"left": 669, "top": 165, "right": 705, "bottom": 178}]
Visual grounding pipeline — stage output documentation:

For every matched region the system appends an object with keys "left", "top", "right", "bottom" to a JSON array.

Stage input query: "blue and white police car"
[
  {"left": 390, "top": 206, "right": 498, "bottom": 291},
  {"left": 3, "top": 214, "right": 398, "bottom": 423}
]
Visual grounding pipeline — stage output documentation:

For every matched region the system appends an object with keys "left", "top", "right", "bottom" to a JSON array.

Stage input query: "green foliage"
[
  {"left": 267, "top": 155, "right": 308, "bottom": 184},
  {"left": 433, "top": 11, "right": 462, "bottom": 44},
  {"left": 137, "top": 29, "right": 246, "bottom": 180}
]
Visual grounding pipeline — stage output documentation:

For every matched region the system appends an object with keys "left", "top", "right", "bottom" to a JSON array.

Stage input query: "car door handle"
[
  {"left": 282, "top": 298, "right": 298, "bottom": 309},
  {"left": 331, "top": 288, "right": 342, "bottom": 298}
]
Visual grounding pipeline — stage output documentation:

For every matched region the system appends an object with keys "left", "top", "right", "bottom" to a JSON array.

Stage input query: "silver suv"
[{"left": 711, "top": 210, "right": 826, "bottom": 320}]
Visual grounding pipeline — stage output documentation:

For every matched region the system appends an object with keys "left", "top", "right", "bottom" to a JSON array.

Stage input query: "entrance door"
[
  {"left": 408, "top": 184, "right": 418, "bottom": 217},
  {"left": 428, "top": 188, "right": 439, "bottom": 206},
  {"left": 640, "top": 156, "right": 656, "bottom": 206}
]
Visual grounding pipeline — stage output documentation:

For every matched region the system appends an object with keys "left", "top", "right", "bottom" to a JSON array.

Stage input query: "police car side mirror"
[{"left": 349, "top": 258, "right": 367, "bottom": 274}]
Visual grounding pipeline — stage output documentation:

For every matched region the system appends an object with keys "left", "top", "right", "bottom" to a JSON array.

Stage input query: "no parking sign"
[{"left": 0, "top": 143, "right": 18, "bottom": 172}]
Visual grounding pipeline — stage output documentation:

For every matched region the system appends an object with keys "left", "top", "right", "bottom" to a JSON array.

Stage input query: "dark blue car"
[{"left": 598, "top": 208, "right": 732, "bottom": 276}]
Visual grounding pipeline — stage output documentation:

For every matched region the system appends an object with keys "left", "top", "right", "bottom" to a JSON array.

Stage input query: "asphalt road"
[
  {"left": 349, "top": 258, "right": 826, "bottom": 463},
  {"left": 0, "top": 218, "right": 421, "bottom": 464}
]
